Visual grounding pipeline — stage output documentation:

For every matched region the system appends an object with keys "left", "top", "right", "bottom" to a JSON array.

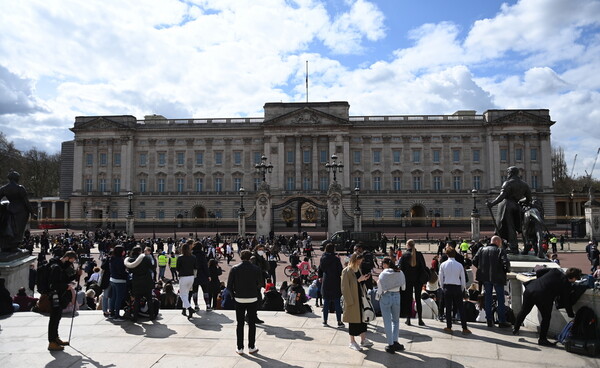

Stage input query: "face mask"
[{"left": 257, "top": 250, "right": 265, "bottom": 256}]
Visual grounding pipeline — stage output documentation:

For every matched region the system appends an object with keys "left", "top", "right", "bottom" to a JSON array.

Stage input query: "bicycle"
[{"left": 284, "top": 265, "right": 300, "bottom": 279}]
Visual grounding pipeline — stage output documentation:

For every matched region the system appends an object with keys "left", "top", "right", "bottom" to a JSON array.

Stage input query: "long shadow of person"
[
  {"left": 256, "top": 324, "right": 313, "bottom": 341},
  {"left": 47, "top": 348, "right": 116, "bottom": 368},
  {"left": 120, "top": 319, "right": 177, "bottom": 339},
  {"left": 188, "top": 311, "right": 234, "bottom": 331},
  {"left": 240, "top": 351, "right": 304, "bottom": 368},
  {"left": 365, "top": 349, "right": 466, "bottom": 367}
]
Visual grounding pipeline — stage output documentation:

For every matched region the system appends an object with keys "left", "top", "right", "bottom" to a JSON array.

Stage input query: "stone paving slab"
[{"left": 0, "top": 310, "right": 598, "bottom": 368}]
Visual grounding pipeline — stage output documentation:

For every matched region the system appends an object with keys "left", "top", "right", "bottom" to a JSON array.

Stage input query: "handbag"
[{"left": 360, "top": 284, "right": 376, "bottom": 323}]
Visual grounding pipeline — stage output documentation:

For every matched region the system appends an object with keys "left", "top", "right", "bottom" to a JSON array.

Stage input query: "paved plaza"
[{"left": 0, "top": 308, "right": 597, "bottom": 368}]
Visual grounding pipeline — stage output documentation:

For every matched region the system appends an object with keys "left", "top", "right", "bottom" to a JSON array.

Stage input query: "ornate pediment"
[
  {"left": 263, "top": 107, "right": 350, "bottom": 127},
  {"left": 487, "top": 110, "right": 554, "bottom": 126},
  {"left": 73, "top": 117, "right": 130, "bottom": 131}
]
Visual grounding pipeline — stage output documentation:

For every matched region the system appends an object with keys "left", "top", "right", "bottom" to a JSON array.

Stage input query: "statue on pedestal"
[
  {"left": 486, "top": 166, "right": 532, "bottom": 255},
  {"left": 0, "top": 170, "right": 37, "bottom": 255}
]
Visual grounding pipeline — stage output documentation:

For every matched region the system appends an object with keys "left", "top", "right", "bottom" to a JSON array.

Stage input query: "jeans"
[
  {"left": 109, "top": 281, "right": 127, "bottom": 317},
  {"left": 483, "top": 282, "right": 506, "bottom": 323},
  {"left": 235, "top": 301, "right": 258, "bottom": 349},
  {"left": 158, "top": 266, "right": 166, "bottom": 280},
  {"left": 102, "top": 284, "right": 111, "bottom": 314},
  {"left": 322, "top": 297, "right": 342, "bottom": 323},
  {"left": 380, "top": 291, "right": 401, "bottom": 346},
  {"left": 48, "top": 303, "right": 62, "bottom": 342}
]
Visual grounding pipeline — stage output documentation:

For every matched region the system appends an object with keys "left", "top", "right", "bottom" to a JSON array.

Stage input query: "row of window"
[
  {"left": 86, "top": 173, "right": 539, "bottom": 193},
  {"left": 86, "top": 147, "right": 539, "bottom": 168}
]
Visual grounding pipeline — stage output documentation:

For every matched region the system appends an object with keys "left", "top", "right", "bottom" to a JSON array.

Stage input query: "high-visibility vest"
[
  {"left": 169, "top": 256, "right": 177, "bottom": 268},
  {"left": 158, "top": 254, "right": 168, "bottom": 267}
]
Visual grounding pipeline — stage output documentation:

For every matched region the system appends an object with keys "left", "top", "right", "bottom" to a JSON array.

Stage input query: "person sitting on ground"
[
  {"left": 279, "top": 281, "right": 289, "bottom": 300},
  {"left": 264, "top": 278, "right": 275, "bottom": 293},
  {"left": 88, "top": 267, "right": 101, "bottom": 284},
  {"left": 13, "top": 287, "right": 38, "bottom": 312},
  {"left": 261, "top": 287, "right": 285, "bottom": 311},
  {"left": 475, "top": 294, "right": 487, "bottom": 323},
  {"left": 85, "top": 289, "right": 96, "bottom": 310},
  {"left": 420, "top": 291, "right": 438, "bottom": 320},
  {"left": 160, "top": 282, "right": 178, "bottom": 309},
  {"left": 285, "top": 277, "right": 309, "bottom": 314}
]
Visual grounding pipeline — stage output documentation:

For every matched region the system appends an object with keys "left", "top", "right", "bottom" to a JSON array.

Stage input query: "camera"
[{"left": 78, "top": 255, "right": 94, "bottom": 265}]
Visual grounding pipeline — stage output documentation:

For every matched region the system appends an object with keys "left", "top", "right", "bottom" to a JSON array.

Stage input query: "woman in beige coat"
[{"left": 341, "top": 252, "right": 373, "bottom": 351}]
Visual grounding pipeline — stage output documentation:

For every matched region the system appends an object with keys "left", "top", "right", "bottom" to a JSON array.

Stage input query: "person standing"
[
  {"left": 318, "top": 243, "right": 344, "bottom": 328},
  {"left": 513, "top": 267, "right": 581, "bottom": 346},
  {"left": 227, "top": 249, "right": 263, "bottom": 355},
  {"left": 559, "top": 234, "right": 565, "bottom": 251},
  {"left": 341, "top": 252, "right": 374, "bottom": 351},
  {"left": 473, "top": 235, "right": 512, "bottom": 328},
  {"left": 47, "top": 250, "right": 81, "bottom": 351},
  {"left": 376, "top": 257, "right": 406, "bottom": 354},
  {"left": 207, "top": 259, "right": 223, "bottom": 309},
  {"left": 549, "top": 234, "right": 558, "bottom": 254},
  {"left": 124, "top": 246, "right": 155, "bottom": 322},
  {"left": 177, "top": 241, "right": 197, "bottom": 318},
  {"left": 439, "top": 247, "right": 471, "bottom": 335},
  {"left": 108, "top": 245, "right": 127, "bottom": 321},
  {"left": 169, "top": 252, "right": 179, "bottom": 282},
  {"left": 399, "top": 239, "right": 428, "bottom": 326},
  {"left": 157, "top": 251, "right": 168, "bottom": 281}
]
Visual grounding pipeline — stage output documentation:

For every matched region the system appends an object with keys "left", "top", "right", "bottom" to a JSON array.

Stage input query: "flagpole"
[{"left": 305, "top": 60, "right": 308, "bottom": 103}]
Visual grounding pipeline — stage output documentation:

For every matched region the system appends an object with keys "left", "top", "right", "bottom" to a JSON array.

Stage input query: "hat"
[{"left": 162, "top": 251, "right": 166, "bottom": 254}]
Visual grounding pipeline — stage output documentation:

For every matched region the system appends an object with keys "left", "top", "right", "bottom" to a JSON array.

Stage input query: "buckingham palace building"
[{"left": 60, "top": 101, "right": 555, "bottom": 235}]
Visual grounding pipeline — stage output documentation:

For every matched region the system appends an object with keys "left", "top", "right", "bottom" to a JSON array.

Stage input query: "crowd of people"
[{"left": 1, "top": 228, "right": 588, "bottom": 355}]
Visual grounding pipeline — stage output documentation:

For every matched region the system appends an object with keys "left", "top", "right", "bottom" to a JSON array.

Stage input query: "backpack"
[
  {"left": 36, "top": 260, "right": 52, "bottom": 294},
  {"left": 571, "top": 306, "right": 598, "bottom": 340},
  {"left": 557, "top": 320, "right": 574, "bottom": 344}
]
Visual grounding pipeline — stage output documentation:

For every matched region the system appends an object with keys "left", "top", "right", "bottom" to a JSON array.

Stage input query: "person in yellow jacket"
[
  {"left": 157, "top": 251, "right": 168, "bottom": 280},
  {"left": 549, "top": 235, "right": 558, "bottom": 254},
  {"left": 459, "top": 239, "right": 470, "bottom": 255},
  {"left": 169, "top": 251, "right": 179, "bottom": 282}
]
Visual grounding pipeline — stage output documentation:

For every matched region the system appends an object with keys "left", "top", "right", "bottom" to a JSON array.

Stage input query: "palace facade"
[{"left": 61, "top": 101, "right": 556, "bottom": 232}]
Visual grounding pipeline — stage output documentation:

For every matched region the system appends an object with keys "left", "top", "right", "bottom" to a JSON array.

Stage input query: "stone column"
[
  {"left": 256, "top": 184, "right": 272, "bottom": 239},
  {"left": 471, "top": 210, "right": 480, "bottom": 241},
  {"left": 126, "top": 214, "right": 135, "bottom": 237},
  {"left": 327, "top": 182, "right": 343, "bottom": 238},
  {"left": 51, "top": 201, "right": 56, "bottom": 219},
  {"left": 354, "top": 209, "right": 362, "bottom": 232},
  {"left": 238, "top": 210, "right": 246, "bottom": 237},
  {"left": 584, "top": 191, "right": 600, "bottom": 240}
]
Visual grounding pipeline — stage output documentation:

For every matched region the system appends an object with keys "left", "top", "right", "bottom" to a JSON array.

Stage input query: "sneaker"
[
  {"left": 337, "top": 321, "right": 345, "bottom": 328},
  {"left": 48, "top": 341, "right": 64, "bottom": 351},
  {"left": 462, "top": 328, "right": 472, "bottom": 335},
  {"left": 392, "top": 342, "right": 405, "bottom": 351},
  {"left": 349, "top": 342, "right": 363, "bottom": 351},
  {"left": 255, "top": 318, "right": 265, "bottom": 324},
  {"left": 235, "top": 348, "right": 244, "bottom": 355},
  {"left": 443, "top": 327, "right": 453, "bottom": 334},
  {"left": 385, "top": 345, "right": 395, "bottom": 354},
  {"left": 248, "top": 347, "right": 259, "bottom": 354},
  {"left": 360, "top": 339, "right": 374, "bottom": 348},
  {"left": 322, "top": 321, "right": 328, "bottom": 327},
  {"left": 538, "top": 339, "right": 556, "bottom": 347}
]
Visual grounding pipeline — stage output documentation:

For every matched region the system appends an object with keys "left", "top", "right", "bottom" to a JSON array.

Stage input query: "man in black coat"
[
  {"left": 227, "top": 250, "right": 263, "bottom": 355},
  {"left": 47, "top": 250, "right": 81, "bottom": 351},
  {"left": 513, "top": 267, "right": 581, "bottom": 346},
  {"left": 473, "top": 235, "right": 511, "bottom": 328},
  {"left": 318, "top": 243, "right": 344, "bottom": 327}
]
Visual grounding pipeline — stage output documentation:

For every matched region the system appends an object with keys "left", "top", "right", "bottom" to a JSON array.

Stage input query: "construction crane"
[
  {"left": 584, "top": 147, "right": 600, "bottom": 186},
  {"left": 571, "top": 154, "right": 577, "bottom": 178}
]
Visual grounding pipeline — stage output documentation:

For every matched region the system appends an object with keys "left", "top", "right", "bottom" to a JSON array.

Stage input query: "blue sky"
[{"left": 0, "top": 0, "right": 599, "bottom": 178}]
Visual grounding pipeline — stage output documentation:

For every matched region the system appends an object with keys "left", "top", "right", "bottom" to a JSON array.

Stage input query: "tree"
[{"left": 551, "top": 145, "right": 568, "bottom": 183}]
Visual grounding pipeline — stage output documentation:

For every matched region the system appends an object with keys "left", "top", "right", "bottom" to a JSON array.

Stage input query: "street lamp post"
[
  {"left": 126, "top": 191, "right": 134, "bottom": 236},
  {"left": 353, "top": 187, "right": 362, "bottom": 231},
  {"left": 239, "top": 187, "right": 245, "bottom": 212},
  {"left": 152, "top": 217, "right": 156, "bottom": 239},
  {"left": 470, "top": 188, "right": 480, "bottom": 241},
  {"left": 238, "top": 187, "right": 246, "bottom": 237},
  {"left": 325, "top": 154, "right": 344, "bottom": 182},
  {"left": 255, "top": 155, "right": 273, "bottom": 182},
  {"left": 194, "top": 217, "right": 198, "bottom": 239}
]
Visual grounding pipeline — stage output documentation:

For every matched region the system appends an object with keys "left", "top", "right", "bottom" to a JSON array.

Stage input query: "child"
[
  {"left": 264, "top": 278, "right": 275, "bottom": 293},
  {"left": 475, "top": 294, "right": 487, "bottom": 323}
]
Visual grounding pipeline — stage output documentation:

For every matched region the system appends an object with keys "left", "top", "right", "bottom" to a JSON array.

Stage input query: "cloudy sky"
[{"left": 1, "top": 0, "right": 599, "bottom": 178}]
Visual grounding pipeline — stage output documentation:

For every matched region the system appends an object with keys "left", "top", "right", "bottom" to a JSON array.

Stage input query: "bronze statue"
[
  {"left": 0, "top": 170, "right": 37, "bottom": 253},
  {"left": 486, "top": 166, "right": 532, "bottom": 254}
]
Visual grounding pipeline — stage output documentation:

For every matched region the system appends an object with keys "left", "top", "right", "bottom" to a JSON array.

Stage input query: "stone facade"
[{"left": 64, "top": 101, "right": 555, "bottom": 231}]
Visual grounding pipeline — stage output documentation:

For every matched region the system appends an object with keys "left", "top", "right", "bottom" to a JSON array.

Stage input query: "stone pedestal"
[
  {"left": 238, "top": 211, "right": 246, "bottom": 237},
  {"left": 506, "top": 259, "right": 556, "bottom": 316},
  {"left": 0, "top": 254, "right": 36, "bottom": 297},
  {"left": 471, "top": 211, "right": 480, "bottom": 241},
  {"left": 584, "top": 196, "right": 600, "bottom": 240},
  {"left": 126, "top": 215, "right": 135, "bottom": 237},
  {"left": 256, "top": 187, "right": 271, "bottom": 239},
  {"left": 327, "top": 183, "right": 343, "bottom": 238},
  {"left": 353, "top": 210, "right": 362, "bottom": 232}
]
